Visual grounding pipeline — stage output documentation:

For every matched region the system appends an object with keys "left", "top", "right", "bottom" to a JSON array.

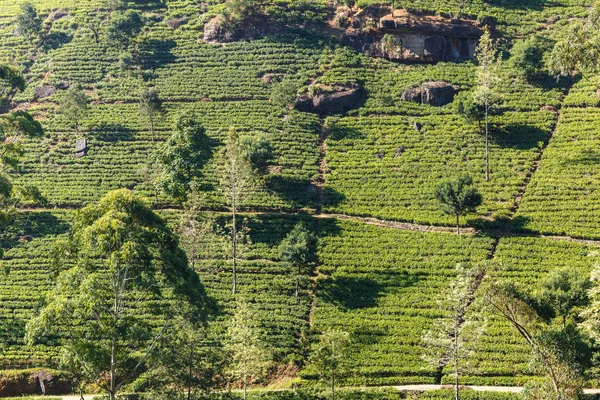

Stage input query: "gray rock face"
[
  {"left": 421, "top": 81, "right": 456, "bottom": 106},
  {"left": 203, "top": 15, "right": 230, "bottom": 42},
  {"left": 401, "top": 81, "right": 457, "bottom": 106},
  {"left": 295, "top": 83, "right": 364, "bottom": 115},
  {"left": 75, "top": 138, "right": 88, "bottom": 158},
  {"left": 33, "top": 85, "right": 56, "bottom": 100}
]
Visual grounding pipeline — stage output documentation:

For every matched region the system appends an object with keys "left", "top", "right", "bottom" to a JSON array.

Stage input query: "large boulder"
[
  {"left": 203, "top": 15, "right": 231, "bottom": 42},
  {"left": 421, "top": 81, "right": 456, "bottom": 106},
  {"left": 295, "top": 83, "right": 364, "bottom": 115},
  {"left": 33, "top": 85, "right": 56, "bottom": 100},
  {"left": 401, "top": 81, "right": 457, "bottom": 106}
]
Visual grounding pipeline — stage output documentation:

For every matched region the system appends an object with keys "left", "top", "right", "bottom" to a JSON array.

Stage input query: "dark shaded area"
[
  {"left": 266, "top": 175, "right": 320, "bottom": 209},
  {"left": 0, "top": 211, "right": 70, "bottom": 250},
  {"left": 42, "top": 31, "right": 72, "bottom": 51},
  {"left": 491, "top": 123, "right": 549, "bottom": 150},
  {"left": 510, "top": 215, "right": 535, "bottom": 234},
  {"left": 317, "top": 271, "right": 419, "bottom": 310},
  {"left": 89, "top": 123, "right": 135, "bottom": 141},
  {"left": 328, "top": 124, "right": 365, "bottom": 141},
  {"left": 136, "top": 38, "right": 176, "bottom": 71}
]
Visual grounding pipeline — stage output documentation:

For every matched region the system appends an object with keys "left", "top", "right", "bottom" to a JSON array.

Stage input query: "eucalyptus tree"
[
  {"left": 309, "top": 329, "right": 350, "bottom": 400},
  {"left": 59, "top": 84, "right": 89, "bottom": 135},
  {"left": 26, "top": 189, "right": 213, "bottom": 400},
  {"left": 279, "top": 221, "right": 316, "bottom": 298},
  {"left": 139, "top": 88, "right": 163, "bottom": 142},
  {"left": 474, "top": 27, "right": 501, "bottom": 182}
]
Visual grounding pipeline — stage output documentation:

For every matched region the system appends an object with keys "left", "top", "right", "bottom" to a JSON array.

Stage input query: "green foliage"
[
  {"left": 271, "top": 79, "right": 299, "bottom": 108},
  {"left": 453, "top": 91, "right": 484, "bottom": 126},
  {"left": 58, "top": 84, "right": 90, "bottom": 135},
  {"left": 308, "top": 329, "right": 350, "bottom": 397},
  {"left": 509, "top": 37, "right": 552, "bottom": 81},
  {"left": 107, "top": 10, "right": 144, "bottom": 49},
  {"left": 434, "top": 175, "right": 482, "bottom": 232},
  {"left": 156, "top": 115, "right": 210, "bottom": 202},
  {"left": 25, "top": 189, "right": 213, "bottom": 399},
  {"left": 537, "top": 268, "right": 591, "bottom": 326},
  {"left": 240, "top": 133, "right": 274, "bottom": 173},
  {"left": 225, "top": 302, "right": 273, "bottom": 397},
  {"left": 15, "top": 3, "right": 41, "bottom": 42}
]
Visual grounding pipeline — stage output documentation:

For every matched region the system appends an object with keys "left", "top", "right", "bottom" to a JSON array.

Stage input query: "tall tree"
[
  {"left": 538, "top": 268, "right": 590, "bottom": 328},
  {"left": 482, "top": 278, "right": 592, "bottom": 398},
  {"left": 225, "top": 302, "right": 272, "bottom": 400},
  {"left": 156, "top": 115, "right": 210, "bottom": 203},
  {"left": 178, "top": 191, "right": 212, "bottom": 270},
  {"left": 139, "top": 88, "right": 163, "bottom": 142},
  {"left": 549, "top": 3, "right": 600, "bottom": 83},
  {"left": 473, "top": 26, "right": 501, "bottom": 182},
  {"left": 107, "top": 10, "right": 144, "bottom": 49},
  {"left": 145, "top": 313, "right": 222, "bottom": 400},
  {"left": 219, "top": 129, "right": 272, "bottom": 294},
  {"left": 422, "top": 264, "right": 485, "bottom": 400},
  {"left": 0, "top": 64, "right": 26, "bottom": 111},
  {"left": 434, "top": 175, "right": 482, "bottom": 234},
  {"left": 309, "top": 329, "right": 350, "bottom": 400},
  {"left": 59, "top": 84, "right": 89, "bottom": 135},
  {"left": 278, "top": 221, "right": 316, "bottom": 298},
  {"left": 26, "top": 189, "right": 213, "bottom": 400},
  {"left": 15, "top": 3, "right": 42, "bottom": 44}
]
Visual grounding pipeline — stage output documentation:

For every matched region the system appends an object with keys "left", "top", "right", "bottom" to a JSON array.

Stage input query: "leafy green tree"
[
  {"left": 538, "top": 268, "right": 591, "bottom": 328},
  {"left": 422, "top": 264, "right": 485, "bottom": 400},
  {"left": 59, "top": 84, "right": 89, "bottom": 135},
  {"left": 219, "top": 129, "right": 272, "bottom": 294},
  {"left": 279, "top": 221, "right": 316, "bottom": 298},
  {"left": 139, "top": 88, "right": 163, "bottom": 142},
  {"left": 509, "top": 37, "right": 550, "bottom": 81},
  {"left": 271, "top": 79, "right": 299, "bottom": 108},
  {"left": 26, "top": 189, "right": 213, "bottom": 400},
  {"left": 434, "top": 175, "right": 482, "bottom": 234},
  {"left": 453, "top": 90, "right": 484, "bottom": 131},
  {"left": 107, "top": 10, "right": 144, "bottom": 49},
  {"left": 549, "top": 4, "right": 600, "bottom": 83},
  {"left": 225, "top": 302, "right": 272, "bottom": 400},
  {"left": 178, "top": 191, "right": 212, "bottom": 270},
  {"left": 145, "top": 313, "right": 222, "bottom": 400},
  {"left": 309, "top": 329, "right": 350, "bottom": 400},
  {"left": 483, "top": 279, "right": 592, "bottom": 398},
  {"left": 156, "top": 115, "right": 210, "bottom": 202},
  {"left": 474, "top": 26, "right": 501, "bottom": 182},
  {"left": 0, "top": 64, "right": 26, "bottom": 106},
  {"left": 16, "top": 3, "right": 42, "bottom": 43}
]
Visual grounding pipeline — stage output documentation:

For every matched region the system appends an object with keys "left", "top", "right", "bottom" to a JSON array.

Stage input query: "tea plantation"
[{"left": 1, "top": 0, "right": 600, "bottom": 398}]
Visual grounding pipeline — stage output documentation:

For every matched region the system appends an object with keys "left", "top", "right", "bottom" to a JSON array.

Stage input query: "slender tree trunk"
[
  {"left": 296, "top": 264, "right": 300, "bottom": 298},
  {"left": 150, "top": 115, "right": 155, "bottom": 142},
  {"left": 243, "top": 335, "right": 247, "bottom": 400},
  {"left": 187, "top": 348, "right": 193, "bottom": 400},
  {"left": 331, "top": 369, "right": 335, "bottom": 400},
  {"left": 485, "top": 102, "right": 489, "bottom": 182},
  {"left": 456, "top": 214, "right": 460, "bottom": 235},
  {"left": 454, "top": 318, "right": 459, "bottom": 400},
  {"left": 232, "top": 193, "right": 237, "bottom": 295},
  {"left": 110, "top": 288, "right": 118, "bottom": 400}
]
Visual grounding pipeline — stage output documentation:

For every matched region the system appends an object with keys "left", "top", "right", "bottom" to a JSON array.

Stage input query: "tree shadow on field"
[
  {"left": 42, "top": 31, "right": 73, "bottom": 51},
  {"left": 328, "top": 124, "right": 365, "bottom": 141},
  {"left": 136, "top": 39, "right": 176, "bottom": 72},
  {"left": 0, "top": 211, "right": 70, "bottom": 250},
  {"left": 89, "top": 123, "right": 135, "bottom": 141},
  {"left": 491, "top": 124, "right": 549, "bottom": 151},
  {"left": 317, "top": 271, "right": 420, "bottom": 311},
  {"left": 266, "top": 175, "right": 346, "bottom": 210}
]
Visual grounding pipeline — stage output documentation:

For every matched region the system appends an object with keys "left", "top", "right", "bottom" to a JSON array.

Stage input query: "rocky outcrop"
[
  {"left": 401, "top": 81, "right": 458, "bottom": 106},
  {"left": 295, "top": 83, "right": 364, "bottom": 114},
  {"left": 0, "top": 370, "right": 71, "bottom": 397},
  {"left": 33, "top": 85, "right": 56, "bottom": 100},
  {"left": 203, "top": 14, "right": 285, "bottom": 43},
  {"left": 344, "top": 13, "right": 481, "bottom": 63}
]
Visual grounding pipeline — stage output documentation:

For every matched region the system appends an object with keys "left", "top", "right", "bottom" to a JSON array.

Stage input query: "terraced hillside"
[{"left": 2, "top": 0, "right": 600, "bottom": 396}]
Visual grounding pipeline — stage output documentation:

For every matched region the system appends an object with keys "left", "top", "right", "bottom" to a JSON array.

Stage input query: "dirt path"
[{"left": 393, "top": 384, "right": 600, "bottom": 394}]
